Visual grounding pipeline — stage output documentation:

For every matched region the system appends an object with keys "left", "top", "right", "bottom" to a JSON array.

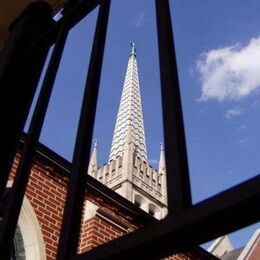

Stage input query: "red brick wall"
[
  {"left": 10, "top": 153, "right": 68, "bottom": 260},
  {"left": 25, "top": 162, "right": 67, "bottom": 259},
  {"left": 78, "top": 192, "right": 139, "bottom": 254},
  {"left": 10, "top": 153, "right": 138, "bottom": 259},
  {"left": 167, "top": 253, "right": 203, "bottom": 260},
  {"left": 78, "top": 216, "right": 125, "bottom": 253}
]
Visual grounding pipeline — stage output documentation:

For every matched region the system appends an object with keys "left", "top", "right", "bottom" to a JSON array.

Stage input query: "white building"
[{"left": 88, "top": 43, "right": 167, "bottom": 219}]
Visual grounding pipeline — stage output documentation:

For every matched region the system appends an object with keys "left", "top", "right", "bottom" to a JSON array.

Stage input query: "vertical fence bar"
[
  {"left": 155, "top": 0, "right": 192, "bottom": 215},
  {"left": 57, "top": 0, "right": 110, "bottom": 258},
  {"left": 0, "top": 25, "right": 68, "bottom": 259},
  {"left": 0, "top": 2, "right": 54, "bottom": 200}
]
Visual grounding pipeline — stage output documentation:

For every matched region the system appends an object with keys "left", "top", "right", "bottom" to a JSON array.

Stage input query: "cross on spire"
[{"left": 130, "top": 41, "right": 136, "bottom": 56}]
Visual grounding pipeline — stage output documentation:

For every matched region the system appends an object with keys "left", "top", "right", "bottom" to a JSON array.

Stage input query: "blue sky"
[{"left": 26, "top": 0, "right": 259, "bottom": 249}]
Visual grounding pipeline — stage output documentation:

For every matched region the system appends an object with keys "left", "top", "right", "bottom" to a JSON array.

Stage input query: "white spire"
[{"left": 109, "top": 43, "right": 147, "bottom": 162}]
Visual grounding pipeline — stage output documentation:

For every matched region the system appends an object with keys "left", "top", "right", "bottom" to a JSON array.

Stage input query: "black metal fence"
[{"left": 0, "top": 0, "right": 259, "bottom": 259}]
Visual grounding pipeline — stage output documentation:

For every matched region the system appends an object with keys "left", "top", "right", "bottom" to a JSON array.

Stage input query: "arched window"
[
  {"left": 1, "top": 189, "right": 26, "bottom": 259},
  {"left": 6, "top": 182, "right": 46, "bottom": 260},
  {"left": 11, "top": 226, "right": 26, "bottom": 259}
]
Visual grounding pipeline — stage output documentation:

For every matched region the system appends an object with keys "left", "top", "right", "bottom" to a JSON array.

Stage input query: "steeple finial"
[
  {"left": 160, "top": 143, "right": 164, "bottom": 151},
  {"left": 94, "top": 139, "right": 98, "bottom": 149},
  {"left": 130, "top": 41, "right": 136, "bottom": 56}
]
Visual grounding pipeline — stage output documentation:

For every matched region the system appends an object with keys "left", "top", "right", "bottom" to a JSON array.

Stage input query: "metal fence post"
[{"left": 0, "top": 2, "right": 54, "bottom": 200}]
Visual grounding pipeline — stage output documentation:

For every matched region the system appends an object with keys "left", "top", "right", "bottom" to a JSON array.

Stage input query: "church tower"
[{"left": 88, "top": 43, "right": 167, "bottom": 219}]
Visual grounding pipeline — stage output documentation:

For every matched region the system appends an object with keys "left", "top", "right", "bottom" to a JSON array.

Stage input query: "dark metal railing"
[
  {"left": 156, "top": 0, "right": 192, "bottom": 216},
  {"left": 0, "top": 25, "right": 69, "bottom": 258},
  {"left": 0, "top": 0, "right": 259, "bottom": 259},
  {"left": 57, "top": 0, "right": 110, "bottom": 257}
]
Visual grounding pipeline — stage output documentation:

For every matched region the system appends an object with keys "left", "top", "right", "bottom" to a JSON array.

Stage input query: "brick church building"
[{"left": 8, "top": 44, "right": 216, "bottom": 259}]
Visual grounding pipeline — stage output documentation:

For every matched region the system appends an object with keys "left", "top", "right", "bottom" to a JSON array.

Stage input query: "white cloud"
[
  {"left": 196, "top": 36, "right": 260, "bottom": 101},
  {"left": 225, "top": 107, "right": 244, "bottom": 119},
  {"left": 133, "top": 13, "right": 146, "bottom": 27}
]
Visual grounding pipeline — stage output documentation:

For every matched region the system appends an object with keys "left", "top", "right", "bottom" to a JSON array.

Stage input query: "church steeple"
[
  {"left": 88, "top": 44, "right": 167, "bottom": 219},
  {"left": 109, "top": 43, "right": 147, "bottom": 162}
]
